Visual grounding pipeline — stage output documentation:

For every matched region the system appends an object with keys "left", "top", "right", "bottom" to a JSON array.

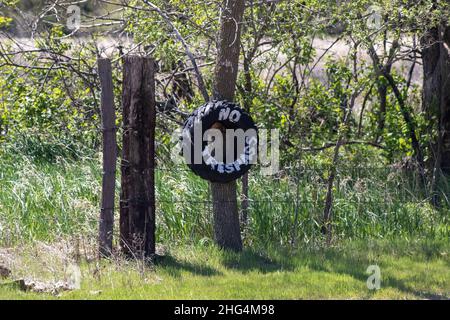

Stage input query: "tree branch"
[
  {"left": 142, "top": 0, "right": 210, "bottom": 102},
  {"left": 302, "top": 140, "right": 384, "bottom": 152}
]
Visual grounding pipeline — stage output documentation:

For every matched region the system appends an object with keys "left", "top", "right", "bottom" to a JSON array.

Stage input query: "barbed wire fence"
[{"left": 146, "top": 164, "right": 450, "bottom": 246}]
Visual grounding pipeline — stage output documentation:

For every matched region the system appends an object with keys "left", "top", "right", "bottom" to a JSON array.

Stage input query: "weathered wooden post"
[
  {"left": 120, "top": 56, "right": 156, "bottom": 258},
  {"left": 98, "top": 58, "right": 117, "bottom": 258}
]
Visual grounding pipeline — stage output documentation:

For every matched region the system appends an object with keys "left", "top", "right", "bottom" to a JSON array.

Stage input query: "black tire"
[{"left": 181, "top": 100, "right": 258, "bottom": 183}]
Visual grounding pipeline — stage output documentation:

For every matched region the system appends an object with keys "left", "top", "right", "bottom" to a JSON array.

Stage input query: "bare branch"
[{"left": 142, "top": 0, "right": 210, "bottom": 101}]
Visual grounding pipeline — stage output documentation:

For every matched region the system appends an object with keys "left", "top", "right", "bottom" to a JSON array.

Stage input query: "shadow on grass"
[
  {"left": 150, "top": 242, "right": 448, "bottom": 299},
  {"left": 217, "top": 244, "right": 448, "bottom": 299},
  {"left": 383, "top": 277, "right": 449, "bottom": 300},
  {"left": 304, "top": 249, "right": 371, "bottom": 280},
  {"left": 220, "top": 249, "right": 296, "bottom": 273},
  {"left": 156, "top": 255, "right": 223, "bottom": 278},
  {"left": 302, "top": 247, "right": 449, "bottom": 300}
]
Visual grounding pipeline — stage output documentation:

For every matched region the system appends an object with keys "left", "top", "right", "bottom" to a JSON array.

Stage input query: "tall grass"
[
  {"left": 0, "top": 151, "right": 101, "bottom": 245},
  {"left": 0, "top": 140, "right": 449, "bottom": 247},
  {"left": 245, "top": 167, "right": 449, "bottom": 246}
]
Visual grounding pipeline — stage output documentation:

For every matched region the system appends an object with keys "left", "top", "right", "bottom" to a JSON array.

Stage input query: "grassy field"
[
  {"left": 0, "top": 143, "right": 449, "bottom": 299},
  {"left": 0, "top": 240, "right": 448, "bottom": 300},
  {"left": 1, "top": 144, "right": 448, "bottom": 247}
]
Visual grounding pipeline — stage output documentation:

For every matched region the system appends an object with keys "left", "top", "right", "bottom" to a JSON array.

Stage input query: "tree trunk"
[
  {"left": 422, "top": 24, "right": 450, "bottom": 176},
  {"left": 98, "top": 58, "right": 117, "bottom": 258},
  {"left": 374, "top": 82, "right": 387, "bottom": 143},
  {"left": 241, "top": 173, "right": 249, "bottom": 226},
  {"left": 322, "top": 91, "right": 358, "bottom": 244},
  {"left": 211, "top": 0, "right": 246, "bottom": 252},
  {"left": 368, "top": 44, "right": 425, "bottom": 173},
  {"left": 120, "top": 56, "right": 156, "bottom": 258}
]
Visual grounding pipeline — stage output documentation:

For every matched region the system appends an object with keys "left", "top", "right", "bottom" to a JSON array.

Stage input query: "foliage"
[
  {"left": 0, "top": 147, "right": 448, "bottom": 247},
  {"left": 0, "top": 0, "right": 449, "bottom": 252},
  {"left": 0, "top": 0, "right": 448, "bottom": 166}
]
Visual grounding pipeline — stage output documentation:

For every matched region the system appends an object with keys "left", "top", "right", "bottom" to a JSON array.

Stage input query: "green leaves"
[{"left": 0, "top": 16, "right": 12, "bottom": 28}]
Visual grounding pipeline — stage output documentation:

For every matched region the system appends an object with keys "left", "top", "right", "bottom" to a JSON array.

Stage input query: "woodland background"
[{"left": 0, "top": 0, "right": 448, "bottom": 299}]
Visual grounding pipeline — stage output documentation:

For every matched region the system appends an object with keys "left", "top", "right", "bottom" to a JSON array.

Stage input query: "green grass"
[
  {"left": 0, "top": 141, "right": 449, "bottom": 299},
  {"left": 0, "top": 146, "right": 448, "bottom": 247},
  {"left": 0, "top": 240, "right": 448, "bottom": 299}
]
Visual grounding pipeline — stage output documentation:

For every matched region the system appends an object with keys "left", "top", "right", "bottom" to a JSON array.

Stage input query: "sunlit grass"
[
  {"left": 0, "top": 240, "right": 448, "bottom": 300},
  {"left": 0, "top": 142, "right": 449, "bottom": 246},
  {"left": 0, "top": 141, "right": 449, "bottom": 300}
]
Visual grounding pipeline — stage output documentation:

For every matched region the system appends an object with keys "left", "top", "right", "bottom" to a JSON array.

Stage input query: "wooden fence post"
[
  {"left": 120, "top": 56, "right": 156, "bottom": 258},
  {"left": 98, "top": 58, "right": 117, "bottom": 258}
]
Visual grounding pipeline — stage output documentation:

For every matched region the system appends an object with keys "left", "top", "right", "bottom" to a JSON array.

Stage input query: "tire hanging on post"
[{"left": 181, "top": 100, "right": 258, "bottom": 183}]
